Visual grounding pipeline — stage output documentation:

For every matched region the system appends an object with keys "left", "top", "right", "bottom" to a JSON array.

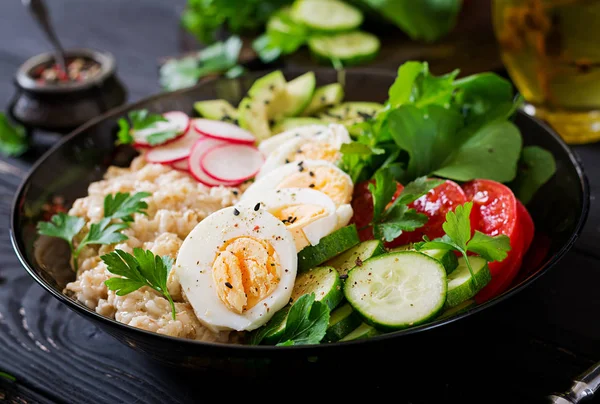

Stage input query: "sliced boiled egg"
[
  {"left": 175, "top": 206, "right": 297, "bottom": 332},
  {"left": 241, "top": 160, "right": 354, "bottom": 207},
  {"left": 258, "top": 124, "right": 329, "bottom": 156},
  {"left": 257, "top": 123, "right": 351, "bottom": 179},
  {"left": 240, "top": 188, "right": 353, "bottom": 251}
]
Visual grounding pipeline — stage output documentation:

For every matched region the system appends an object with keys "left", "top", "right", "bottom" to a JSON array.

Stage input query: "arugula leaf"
[
  {"left": 509, "top": 146, "right": 557, "bottom": 204},
  {"left": 388, "top": 61, "right": 427, "bottom": 108},
  {"left": 275, "top": 293, "right": 329, "bottom": 346},
  {"left": 377, "top": 204, "right": 428, "bottom": 242},
  {"left": 102, "top": 249, "right": 176, "bottom": 320},
  {"left": 0, "top": 113, "right": 28, "bottom": 157},
  {"left": 37, "top": 212, "right": 86, "bottom": 256},
  {"left": 116, "top": 118, "right": 133, "bottom": 145},
  {"left": 104, "top": 192, "right": 151, "bottom": 222}
]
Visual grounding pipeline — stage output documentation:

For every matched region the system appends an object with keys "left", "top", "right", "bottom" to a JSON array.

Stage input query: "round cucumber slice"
[
  {"left": 302, "top": 83, "right": 345, "bottom": 116},
  {"left": 325, "top": 303, "right": 363, "bottom": 342},
  {"left": 298, "top": 224, "right": 360, "bottom": 272},
  {"left": 292, "top": 0, "right": 363, "bottom": 32},
  {"left": 291, "top": 266, "right": 343, "bottom": 310},
  {"left": 439, "top": 299, "right": 476, "bottom": 319},
  {"left": 308, "top": 31, "right": 380, "bottom": 66},
  {"left": 326, "top": 239, "right": 386, "bottom": 276},
  {"left": 339, "top": 323, "right": 380, "bottom": 342},
  {"left": 390, "top": 245, "right": 458, "bottom": 275},
  {"left": 344, "top": 251, "right": 447, "bottom": 331},
  {"left": 261, "top": 305, "right": 290, "bottom": 344},
  {"left": 445, "top": 256, "right": 491, "bottom": 309}
]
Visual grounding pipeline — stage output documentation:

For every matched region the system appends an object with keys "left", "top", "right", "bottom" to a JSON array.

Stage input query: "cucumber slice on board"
[
  {"left": 319, "top": 101, "right": 384, "bottom": 127},
  {"left": 272, "top": 72, "right": 316, "bottom": 118},
  {"left": 339, "top": 323, "right": 380, "bottom": 342},
  {"left": 292, "top": 0, "right": 363, "bottom": 32},
  {"left": 271, "top": 117, "right": 325, "bottom": 134},
  {"left": 445, "top": 256, "right": 491, "bottom": 309},
  {"left": 302, "top": 83, "right": 345, "bottom": 116},
  {"left": 194, "top": 100, "right": 238, "bottom": 121},
  {"left": 308, "top": 31, "right": 380, "bottom": 66},
  {"left": 390, "top": 245, "right": 458, "bottom": 274},
  {"left": 298, "top": 224, "right": 360, "bottom": 272},
  {"left": 439, "top": 299, "right": 476, "bottom": 319},
  {"left": 344, "top": 251, "right": 447, "bottom": 331},
  {"left": 326, "top": 239, "right": 386, "bottom": 276},
  {"left": 325, "top": 303, "right": 363, "bottom": 342},
  {"left": 291, "top": 266, "right": 343, "bottom": 310}
]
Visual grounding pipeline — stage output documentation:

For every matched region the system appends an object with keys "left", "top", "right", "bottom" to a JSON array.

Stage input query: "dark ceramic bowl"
[
  {"left": 8, "top": 48, "right": 127, "bottom": 134},
  {"left": 10, "top": 68, "right": 589, "bottom": 374}
]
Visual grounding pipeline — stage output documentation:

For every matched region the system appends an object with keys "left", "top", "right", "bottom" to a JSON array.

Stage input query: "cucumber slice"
[
  {"left": 339, "top": 323, "right": 380, "bottom": 342},
  {"left": 194, "top": 100, "right": 238, "bottom": 122},
  {"left": 325, "top": 303, "right": 363, "bottom": 342},
  {"left": 292, "top": 0, "right": 363, "bottom": 32},
  {"left": 298, "top": 224, "right": 360, "bottom": 272},
  {"left": 319, "top": 101, "right": 383, "bottom": 127},
  {"left": 439, "top": 299, "right": 476, "bottom": 319},
  {"left": 308, "top": 31, "right": 380, "bottom": 66},
  {"left": 261, "top": 305, "right": 290, "bottom": 344},
  {"left": 271, "top": 72, "right": 316, "bottom": 118},
  {"left": 271, "top": 117, "right": 325, "bottom": 134},
  {"left": 326, "top": 239, "right": 386, "bottom": 276},
  {"left": 291, "top": 266, "right": 343, "bottom": 310},
  {"left": 344, "top": 251, "right": 447, "bottom": 330},
  {"left": 238, "top": 97, "right": 271, "bottom": 141},
  {"left": 446, "top": 256, "right": 491, "bottom": 309},
  {"left": 390, "top": 245, "right": 458, "bottom": 274},
  {"left": 302, "top": 83, "right": 345, "bottom": 116}
]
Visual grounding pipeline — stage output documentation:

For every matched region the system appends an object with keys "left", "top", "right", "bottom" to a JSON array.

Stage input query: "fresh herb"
[
  {"left": 0, "top": 113, "right": 28, "bottom": 157},
  {"left": 129, "top": 109, "right": 167, "bottom": 130},
  {"left": 116, "top": 109, "right": 179, "bottom": 146},
  {"left": 509, "top": 146, "right": 557, "bottom": 204},
  {"left": 160, "top": 36, "right": 244, "bottom": 91},
  {"left": 102, "top": 249, "right": 177, "bottom": 320},
  {"left": 37, "top": 192, "right": 149, "bottom": 270},
  {"left": 117, "top": 118, "right": 133, "bottom": 145},
  {"left": 252, "top": 8, "right": 307, "bottom": 63},
  {"left": 368, "top": 169, "right": 443, "bottom": 242},
  {"left": 415, "top": 201, "right": 511, "bottom": 285},
  {"left": 0, "top": 371, "right": 15, "bottom": 382},
  {"left": 249, "top": 293, "right": 330, "bottom": 346}
]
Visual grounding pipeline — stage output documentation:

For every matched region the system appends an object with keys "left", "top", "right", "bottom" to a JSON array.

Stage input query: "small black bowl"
[
  {"left": 8, "top": 48, "right": 127, "bottom": 134},
  {"left": 9, "top": 68, "right": 589, "bottom": 375}
]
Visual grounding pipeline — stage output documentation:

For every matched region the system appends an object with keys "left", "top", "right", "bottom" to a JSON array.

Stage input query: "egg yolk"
[
  {"left": 276, "top": 166, "right": 352, "bottom": 206},
  {"left": 270, "top": 204, "right": 328, "bottom": 250},
  {"left": 288, "top": 141, "right": 340, "bottom": 164},
  {"left": 212, "top": 236, "right": 280, "bottom": 314}
]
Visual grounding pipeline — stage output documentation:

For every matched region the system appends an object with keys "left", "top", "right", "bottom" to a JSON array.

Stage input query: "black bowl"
[{"left": 10, "top": 68, "right": 589, "bottom": 373}]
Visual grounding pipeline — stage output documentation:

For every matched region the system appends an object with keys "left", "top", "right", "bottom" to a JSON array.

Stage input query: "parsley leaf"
[
  {"left": 102, "top": 249, "right": 176, "bottom": 320},
  {"left": 0, "top": 113, "right": 28, "bottom": 157},
  {"left": 116, "top": 118, "right": 133, "bottom": 145},
  {"left": 249, "top": 293, "right": 330, "bottom": 346},
  {"left": 104, "top": 192, "right": 151, "bottom": 222},
  {"left": 509, "top": 146, "right": 557, "bottom": 204},
  {"left": 377, "top": 204, "right": 428, "bottom": 242},
  {"left": 37, "top": 212, "right": 86, "bottom": 254},
  {"left": 415, "top": 201, "right": 511, "bottom": 285},
  {"left": 129, "top": 109, "right": 167, "bottom": 131},
  {"left": 79, "top": 218, "right": 129, "bottom": 247},
  {"left": 369, "top": 169, "right": 398, "bottom": 224}
]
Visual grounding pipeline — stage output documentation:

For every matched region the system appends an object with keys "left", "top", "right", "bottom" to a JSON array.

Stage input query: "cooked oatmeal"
[{"left": 63, "top": 156, "right": 244, "bottom": 343}]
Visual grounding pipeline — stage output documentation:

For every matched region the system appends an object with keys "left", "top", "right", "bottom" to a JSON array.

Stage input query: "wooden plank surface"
[{"left": 0, "top": 1, "right": 599, "bottom": 403}]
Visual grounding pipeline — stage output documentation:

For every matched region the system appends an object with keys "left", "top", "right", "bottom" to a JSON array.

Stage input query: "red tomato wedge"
[
  {"left": 517, "top": 199, "right": 535, "bottom": 253},
  {"left": 385, "top": 180, "right": 468, "bottom": 248}
]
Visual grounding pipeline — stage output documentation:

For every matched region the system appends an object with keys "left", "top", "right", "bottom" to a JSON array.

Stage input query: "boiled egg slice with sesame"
[
  {"left": 241, "top": 160, "right": 354, "bottom": 207},
  {"left": 175, "top": 206, "right": 297, "bottom": 333},
  {"left": 240, "top": 188, "right": 352, "bottom": 251},
  {"left": 257, "top": 123, "right": 351, "bottom": 179},
  {"left": 258, "top": 124, "right": 329, "bottom": 156}
]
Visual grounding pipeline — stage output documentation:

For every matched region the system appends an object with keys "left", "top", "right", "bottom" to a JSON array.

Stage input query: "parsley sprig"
[
  {"left": 369, "top": 169, "right": 443, "bottom": 242},
  {"left": 37, "top": 192, "right": 150, "bottom": 271},
  {"left": 249, "top": 293, "right": 330, "bottom": 346},
  {"left": 102, "top": 249, "right": 177, "bottom": 320},
  {"left": 415, "top": 201, "right": 511, "bottom": 286},
  {"left": 117, "top": 109, "right": 179, "bottom": 146}
]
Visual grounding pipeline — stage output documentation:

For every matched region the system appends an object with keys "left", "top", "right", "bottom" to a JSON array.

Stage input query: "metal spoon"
[{"left": 21, "top": 0, "right": 68, "bottom": 75}]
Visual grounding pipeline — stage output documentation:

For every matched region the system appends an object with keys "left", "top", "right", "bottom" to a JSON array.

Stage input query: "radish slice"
[
  {"left": 133, "top": 111, "right": 190, "bottom": 147},
  {"left": 192, "top": 119, "right": 256, "bottom": 145},
  {"left": 201, "top": 144, "right": 264, "bottom": 183},
  {"left": 171, "top": 159, "right": 189, "bottom": 171},
  {"left": 145, "top": 126, "right": 202, "bottom": 164},
  {"left": 188, "top": 139, "right": 239, "bottom": 187}
]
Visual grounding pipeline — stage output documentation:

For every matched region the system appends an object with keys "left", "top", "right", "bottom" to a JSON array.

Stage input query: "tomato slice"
[
  {"left": 385, "top": 180, "right": 468, "bottom": 248},
  {"left": 517, "top": 200, "right": 535, "bottom": 253}
]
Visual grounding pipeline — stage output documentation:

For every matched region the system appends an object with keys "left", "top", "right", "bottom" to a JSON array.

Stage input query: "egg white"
[
  {"left": 258, "top": 124, "right": 329, "bottom": 157},
  {"left": 175, "top": 206, "right": 297, "bottom": 333}
]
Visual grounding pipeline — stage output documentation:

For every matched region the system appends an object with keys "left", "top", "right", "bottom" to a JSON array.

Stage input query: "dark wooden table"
[{"left": 1, "top": 1, "right": 599, "bottom": 403}]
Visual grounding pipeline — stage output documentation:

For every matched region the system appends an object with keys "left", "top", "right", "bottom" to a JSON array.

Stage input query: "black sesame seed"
[
  {"left": 285, "top": 159, "right": 290, "bottom": 164},
  {"left": 309, "top": 184, "right": 315, "bottom": 188},
  {"left": 232, "top": 190, "right": 238, "bottom": 195},
  {"left": 245, "top": 104, "right": 251, "bottom": 109},
  {"left": 254, "top": 202, "right": 261, "bottom": 211},
  {"left": 225, "top": 282, "right": 233, "bottom": 289},
  {"left": 298, "top": 166, "right": 304, "bottom": 172},
  {"left": 264, "top": 100, "right": 270, "bottom": 105},
  {"left": 269, "top": 84, "right": 275, "bottom": 91},
  {"left": 309, "top": 171, "right": 314, "bottom": 177},
  {"left": 233, "top": 208, "right": 240, "bottom": 216},
  {"left": 320, "top": 96, "right": 326, "bottom": 102}
]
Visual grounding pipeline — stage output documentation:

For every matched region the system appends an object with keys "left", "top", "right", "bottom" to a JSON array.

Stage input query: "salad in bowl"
[{"left": 33, "top": 62, "right": 557, "bottom": 346}]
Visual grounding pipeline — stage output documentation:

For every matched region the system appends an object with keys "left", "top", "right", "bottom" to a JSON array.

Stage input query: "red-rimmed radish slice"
[
  {"left": 201, "top": 144, "right": 264, "bottom": 183},
  {"left": 192, "top": 118, "right": 256, "bottom": 145},
  {"left": 133, "top": 111, "right": 190, "bottom": 147},
  {"left": 188, "top": 138, "right": 239, "bottom": 187},
  {"left": 171, "top": 159, "right": 190, "bottom": 171},
  {"left": 145, "top": 127, "right": 202, "bottom": 164}
]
